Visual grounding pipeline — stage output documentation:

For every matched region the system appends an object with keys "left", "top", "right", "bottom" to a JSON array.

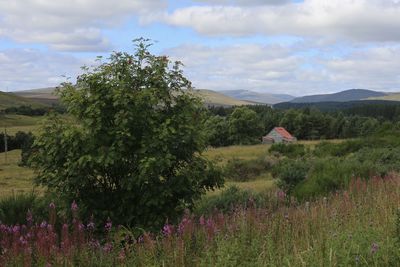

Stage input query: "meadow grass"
[
  {"left": 0, "top": 114, "right": 42, "bottom": 135},
  {"left": 0, "top": 149, "right": 39, "bottom": 198},
  {"left": 1, "top": 175, "right": 399, "bottom": 266}
]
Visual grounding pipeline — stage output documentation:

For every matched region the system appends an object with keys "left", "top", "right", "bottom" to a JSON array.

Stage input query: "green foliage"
[
  {"left": 223, "top": 157, "right": 269, "bottom": 182},
  {"left": 268, "top": 143, "right": 307, "bottom": 158},
  {"left": 194, "top": 186, "right": 265, "bottom": 215},
  {"left": 205, "top": 115, "right": 231, "bottom": 147},
  {"left": 272, "top": 159, "right": 310, "bottom": 193},
  {"left": 0, "top": 193, "right": 48, "bottom": 225},
  {"left": 228, "top": 107, "right": 264, "bottom": 145},
  {"left": 30, "top": 39, "right": 223, "bottom": 230}
]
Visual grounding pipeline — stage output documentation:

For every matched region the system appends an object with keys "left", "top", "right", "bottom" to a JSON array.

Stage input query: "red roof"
[{"left": 274, "top": 127, "right": 294, "bottom": 139}]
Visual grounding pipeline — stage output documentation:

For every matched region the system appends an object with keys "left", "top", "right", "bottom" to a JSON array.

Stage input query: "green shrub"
[
  {"left": 268, "top": 143, "right": 307, "bottom": 158},
  {"left": 0, "top": 194, "right": 47, "bottom": 225},
  {"left": 194, "top": 186, "right": 265, "bottom": 215},
  {"left": 313, "top": 139, "right": 364, "bottom": 157},
  {"left": 224, "top": 157, "right": 268, "bottom": 182},
  {"left": 272, "top": 159, "right": 310, "bottom": 194},
  {"left": 294, "top": 157, "right": 378, "bottom": 199}
]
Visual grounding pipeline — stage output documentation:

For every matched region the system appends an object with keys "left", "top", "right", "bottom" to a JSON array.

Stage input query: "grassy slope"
[
  {"left": 12, "top": 87, "right": 253, "bottom": 107},
  {"left": 0, "top": 114, "right": 43, "bottom": 135},
  {"left": 0, "top": 150, "right": 40, "bottom": 198},
  {"left": 12, "top": 87, "right": 59, "bottom": 105},
  {"left": 0, "top": 91, "right": 46, "bottom": 109},
  {"left": 367, "top": 93, "right": 400, "bottom": 101},
  {"left": 194, "top": 89, "right": 255, "bottom": 106}
]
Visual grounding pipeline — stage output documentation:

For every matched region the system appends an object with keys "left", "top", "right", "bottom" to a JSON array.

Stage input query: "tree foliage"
[
  {"left": 30, "top": 39, "right": 223, "bottom": 229},
  {"left": 228, "top": 107, "right": 264, "bottom": 145}
]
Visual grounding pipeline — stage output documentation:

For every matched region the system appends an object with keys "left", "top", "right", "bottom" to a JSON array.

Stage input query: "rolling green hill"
[
  {"left": 291, "top": 89, "right": 387, "bottom": 103},
  {"left": 0, "top": 91, "right": 46, "bottom": 110},
  {"left": 12, "top": 87, "right": 59, "bottom": 105},
  {"left": 194, "top": 89, "right": 255, "bottom": 106},
  {"left": 12, "top": 87, "right": 255, "bottom": 107}
]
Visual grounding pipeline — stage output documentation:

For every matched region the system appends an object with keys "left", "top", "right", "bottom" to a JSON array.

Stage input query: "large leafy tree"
[
  {"left": 31, "top": 40, "right": 223, "bottom": 229},
  {"left": 228, "top": 106, "right": 264, "bottom": 145}
]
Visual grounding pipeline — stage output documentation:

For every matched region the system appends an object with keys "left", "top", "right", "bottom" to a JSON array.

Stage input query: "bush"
[
  {"left": 224, "top": 157, "right": 268, "bottom": 182},
  {"left": 268, "top": 143, "right": 307, "bottom": 158},
  {"left": 272, "top": 159, "right": 310, "bottom": 194},
  {"left": 194, "top": 186, "right": 265, "bottom": 215},
  {"left": 0, "top": 194, "right": 48, "bottom": 225},
  {"left": 294, "top": 157, "right": 379, "bottom": 199}
]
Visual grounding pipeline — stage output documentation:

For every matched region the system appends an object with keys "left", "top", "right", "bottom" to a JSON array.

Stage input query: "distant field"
[
  {"left": 367, "top": 93, "right": 400, "bottom": 101},
  {"left": 204, "top": 140, "right": 342, "bottom": 165},
  {"left": 0, "top": 114, "right": 43, "bottom": 135},
  {"left": 0, "top": 150, "right": 40, "bottom": 198},
  {"left": 0, "top": 140, "right": 343, "bottom": 200}
]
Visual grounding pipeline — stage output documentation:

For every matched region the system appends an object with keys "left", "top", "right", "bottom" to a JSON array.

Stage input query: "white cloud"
[
  {"left": 0, "top": 0, "right": 166, "bottom": 51},
  {"left": 165, "top": 43, "right": 400, "bottom": 95},
  {"left": 0, "top": 48, "right": 90, "bottom": 90},
  {"left": 160, "top": 0, "right": 400, "bottom": 42},
  {"left": 192, "top": 0, "right": 290, "bottom": 6}
]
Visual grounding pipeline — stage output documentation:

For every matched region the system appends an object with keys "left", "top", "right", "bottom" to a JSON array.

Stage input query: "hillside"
[
  {"left": 274, "top": 99, "right": 400, "bottom": 112},
  {"left": 221, "top": 89, "right": 294, "bottom": 104},
  {"left": 12, "top": 87, "right": 59, "bottom": 105},
  {"left": 0, "top": 91, "right": 46, "bottom": 110},
  {"left": 195, "top": 89, "right": 255, "bottom": 106},
  {"left": 367, "top": 92, "right": 400, "bottom": 101},
  {"left": 291, "top": 89, "right": 387, "bottom": 103}
]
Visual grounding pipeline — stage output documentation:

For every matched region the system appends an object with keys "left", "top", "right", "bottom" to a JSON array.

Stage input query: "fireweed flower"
[
  {"left": 105, "top": 218, "right": 112, "bottom": 232},
  {"left": 163, "top": 224, "right": 173, "bottom": 236},
  {"left": 71, "top": 201, "right": 78, "bottom": 211},
  {"left": 26, "top": 210, "right": 33, "bottom": 225},
  {"left": 199, "top": 216, "right": 206, "bottom": 226},
  {"left": 87, "top": 221, "right": 95, "bottom": 230},
  {"left": 371, "top": 243, "right": 379, "bottom": 254},
  {"left": 103, "top": 242, "right": 113, "bottom": 253}
]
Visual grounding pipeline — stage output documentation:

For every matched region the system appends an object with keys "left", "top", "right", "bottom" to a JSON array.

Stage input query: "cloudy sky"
[{"left": 1, "top": 0, "right": 400, "bottom": 95}]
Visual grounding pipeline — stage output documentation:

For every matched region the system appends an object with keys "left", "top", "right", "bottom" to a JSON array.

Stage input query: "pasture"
[{"left": 0, "top": 150, "right": 39, "bottom": 198}]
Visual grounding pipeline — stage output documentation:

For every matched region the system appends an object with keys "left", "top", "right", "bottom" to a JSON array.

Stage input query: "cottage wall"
[{"left": 265, "top": 129, "right": 283, "bottom": 143}]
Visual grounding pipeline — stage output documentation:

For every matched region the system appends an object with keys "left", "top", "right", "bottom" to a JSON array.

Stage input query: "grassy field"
[
  {"left": 0, "top": 149, "right": 40, "bottom": 198},
  {"left": 0, "top": 114, "right": 43, "bottom": 135},
  {"left": 0, "top": 140, "right": 344, "bottom": 200}
]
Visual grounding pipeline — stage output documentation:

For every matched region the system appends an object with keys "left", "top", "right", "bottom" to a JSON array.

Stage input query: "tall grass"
[{"left": 1, "top": 175, "right": 400, "bottom": 266}]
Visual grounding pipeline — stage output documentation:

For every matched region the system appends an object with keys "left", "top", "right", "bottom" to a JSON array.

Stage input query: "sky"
[{"left": 1, "top": 0, "right": 400, "bottom": 96}]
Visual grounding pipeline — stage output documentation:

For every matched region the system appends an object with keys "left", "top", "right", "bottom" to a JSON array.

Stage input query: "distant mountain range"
[
  {"left": 290, "top": 89, "right": 387, "bottom": 103},
  {"left": 221, "top": 90, "right": 294, "bottom": 104},
  {"left": 2, "top": 87, "right": 400, "bottom": 109}
]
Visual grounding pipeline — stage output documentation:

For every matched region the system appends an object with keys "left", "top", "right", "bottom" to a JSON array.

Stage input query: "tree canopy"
[{"left": 31, "top": 39, "right": 223, "bottom": 229}]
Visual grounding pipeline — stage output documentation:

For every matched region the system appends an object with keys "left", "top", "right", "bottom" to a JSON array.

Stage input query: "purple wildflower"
[
  {"left": 12, "top": 225, "right": 20, "bottom": 233},
  {"left": 162, "top": 224, "right": 173, "bottom": 236},
  {"left": 371, "top": 242, "right": 379, "bottom": 254},
  {"left": 40, "top": 221, "right": 47, "bottom": 228},
  {"left": 103, "top": 242, "right": 113, "bottom": 253},
  {"left": 71, "top": 201, "right": 78, "bottom": 211},
  {"left": 26, "top": 210, "right": 33, "bottom": 225},
  {"left": 199, "top": 216, "right": 205, "bottom": 226},
  {"left": 49, "top": 202, "right": 56, "bottom": 209},
  {"left": 87, "top": 221, "right": 95, "bottom": 230},
  {"left": 105, "top": 218, "right": 112, "bottom": 232}
]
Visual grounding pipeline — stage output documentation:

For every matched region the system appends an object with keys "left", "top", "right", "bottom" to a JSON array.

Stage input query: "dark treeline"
[
  {"left": 205, "top": 104, "right": 400, "bottom": 147},
  {"left": 2, "top": 104, "right": 65, "bottom": 116},
  {"left": 0, "top": 131, "right": 34, "bottom": 154}
]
